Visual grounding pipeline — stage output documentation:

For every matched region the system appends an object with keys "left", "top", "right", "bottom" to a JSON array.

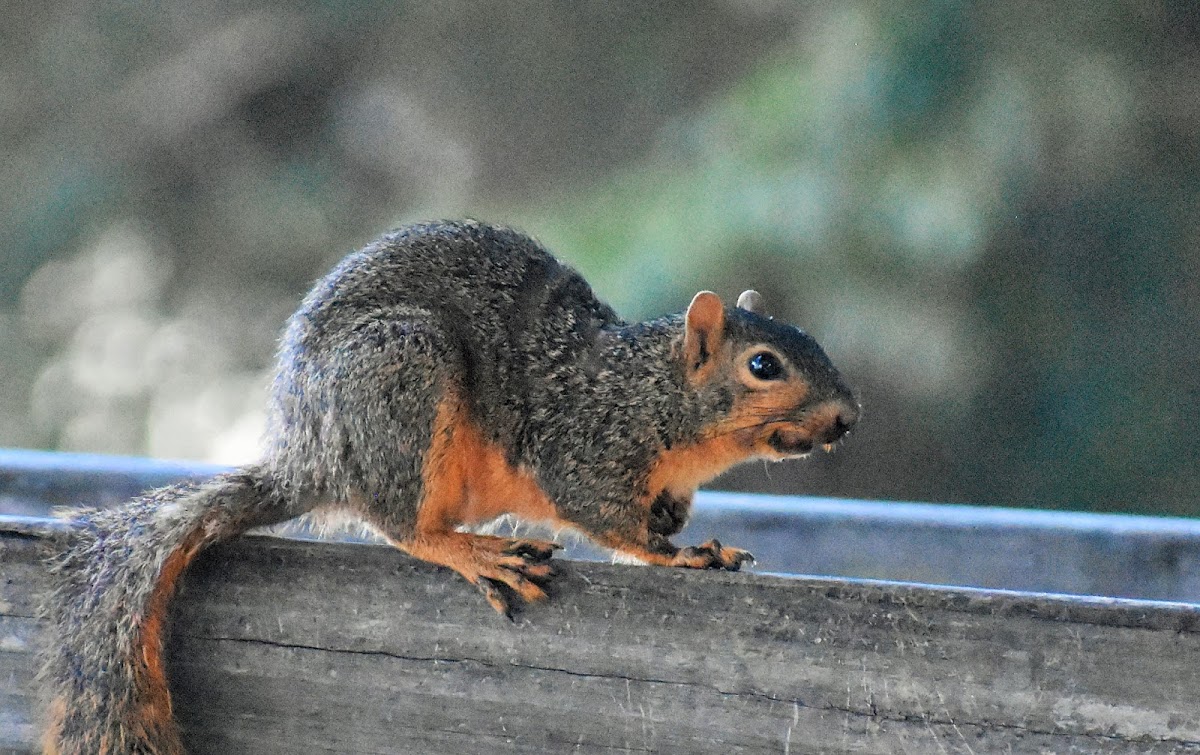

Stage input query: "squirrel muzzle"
[{"left": 765, "top": 397, "right": 859, "bottom": 457}]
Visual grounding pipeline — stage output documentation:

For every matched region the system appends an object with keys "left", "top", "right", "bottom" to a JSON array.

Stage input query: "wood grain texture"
[{"left": 3, "top": 517, "right": 1200, "bottom": 754}]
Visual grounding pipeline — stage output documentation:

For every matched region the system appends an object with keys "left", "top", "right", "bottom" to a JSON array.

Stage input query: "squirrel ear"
[
  {"left": 736, "top": 289, "right": 765, "bottom": 315},
  {"left": 683, "top": 291, "right": 725, "bottom": 382}
]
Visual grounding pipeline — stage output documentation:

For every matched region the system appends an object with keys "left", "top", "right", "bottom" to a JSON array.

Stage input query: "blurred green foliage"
[{"left": 2, "top": 1, "right": 1196, "bottom": 515}]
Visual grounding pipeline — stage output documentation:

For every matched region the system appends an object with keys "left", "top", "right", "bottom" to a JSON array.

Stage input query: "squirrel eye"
[{"left": 748, "top": 352, "right": 783, "bottom": 381}]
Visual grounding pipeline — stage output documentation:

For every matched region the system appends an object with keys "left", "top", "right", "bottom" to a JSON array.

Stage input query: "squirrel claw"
[
  {"left": 478, "top": 577, "right": 517, "bottom": 619},
  {"left": 729, "top": 549, "right": 756, "bottom": 570},
  {"left": 511, "top": 560, "right": 557, "bottom": 584}
]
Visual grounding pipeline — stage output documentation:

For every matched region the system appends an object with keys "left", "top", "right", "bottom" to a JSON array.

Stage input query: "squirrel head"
[{"left": 680, "top": 289, "right": 860, "bottom": 461}]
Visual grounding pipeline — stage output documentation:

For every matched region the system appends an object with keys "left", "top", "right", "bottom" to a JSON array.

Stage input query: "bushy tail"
[{"left": 40, "top": 465, "right": 302, "bottom": 755}]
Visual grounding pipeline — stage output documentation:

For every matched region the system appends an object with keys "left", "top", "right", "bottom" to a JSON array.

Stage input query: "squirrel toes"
[{"left": 41, "top": 220, "right": 858, "bottom": 754}]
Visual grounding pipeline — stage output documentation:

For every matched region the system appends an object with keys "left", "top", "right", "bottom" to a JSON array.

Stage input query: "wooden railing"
[{"left": 1, "top": 450, "right": 1198, "bottom": 753}]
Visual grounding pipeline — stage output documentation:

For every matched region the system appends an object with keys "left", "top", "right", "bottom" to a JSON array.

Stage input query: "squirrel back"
[
  {"left": 42, "top": 220, "right": 858, "bottom": 754},
  {"left": 266, "top": 221, "right": 623, "bottom": 502}
]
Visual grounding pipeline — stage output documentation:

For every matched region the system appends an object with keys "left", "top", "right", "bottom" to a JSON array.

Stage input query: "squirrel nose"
[{"left": 820, "top": 402, "right": 859, "bottom": 444}]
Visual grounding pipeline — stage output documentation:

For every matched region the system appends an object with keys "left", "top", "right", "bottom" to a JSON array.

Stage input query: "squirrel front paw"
[{"left": 670, "top": 539, "right": 754, "bottom": 571}]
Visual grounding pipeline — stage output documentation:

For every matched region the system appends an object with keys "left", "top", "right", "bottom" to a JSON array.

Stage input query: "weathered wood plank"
[{"left": 3, "top": 516, "right": 1199, "bottom": 754}]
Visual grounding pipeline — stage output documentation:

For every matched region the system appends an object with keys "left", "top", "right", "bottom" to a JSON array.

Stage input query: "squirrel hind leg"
[
  {"left": 330, "top": 309, "right": 568, "bottom": 617},
  {"left": 366, "top": 395, "right": 563, "bottom": 617},
  {"left": 319, "top": 312, "right": 461, "bottom": 538}
]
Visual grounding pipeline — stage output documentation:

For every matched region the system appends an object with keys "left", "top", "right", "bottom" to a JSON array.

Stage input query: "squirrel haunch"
[{"left": 41, "top": 220, "right": 859, "bottom": 754}]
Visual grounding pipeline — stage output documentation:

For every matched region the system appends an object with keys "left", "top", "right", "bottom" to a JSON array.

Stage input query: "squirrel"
[{"left": 40, "top": 219, "right": 859, "bottom": 754}]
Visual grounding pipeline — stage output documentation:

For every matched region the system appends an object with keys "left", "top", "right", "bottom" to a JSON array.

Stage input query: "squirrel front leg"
[{"left": 590, "top": 492, "right": 755, "bottom": 571}]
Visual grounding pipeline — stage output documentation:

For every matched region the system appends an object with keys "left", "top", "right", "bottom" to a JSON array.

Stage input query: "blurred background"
[{"left": 2, "top": 1, "right": 1197, "bottom": 517}]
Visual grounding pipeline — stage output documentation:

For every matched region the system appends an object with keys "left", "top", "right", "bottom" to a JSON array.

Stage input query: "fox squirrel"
[{"left": 40, "top": 220, "right": 858, "bottom": 754}]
